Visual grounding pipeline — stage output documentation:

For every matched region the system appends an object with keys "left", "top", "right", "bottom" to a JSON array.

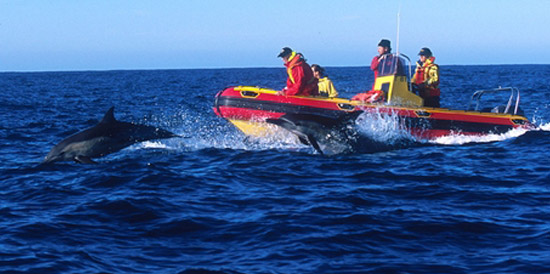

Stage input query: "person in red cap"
[
  {"left": 412, "top": 47, "right": 440, "bottom": 107},
  {"left": 277, "top": 47, "right": 318, "bottom": 96}
]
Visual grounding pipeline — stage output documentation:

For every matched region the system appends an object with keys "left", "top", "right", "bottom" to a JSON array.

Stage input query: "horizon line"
[{"left": 1, "top": 63, "right": 548, "bottom": 74}]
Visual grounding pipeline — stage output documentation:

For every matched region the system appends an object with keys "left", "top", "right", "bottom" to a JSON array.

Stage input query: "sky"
[{"left": 1, "top": 0, "right": 550, "bottom": 71}]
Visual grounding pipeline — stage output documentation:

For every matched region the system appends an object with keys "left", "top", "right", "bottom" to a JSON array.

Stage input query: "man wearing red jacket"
[
  {"left": 371, "top": 39, "right": 392, "bottom": 80},
  {"left": 277, "top": 47, "right": 318, "bottom": 96}
]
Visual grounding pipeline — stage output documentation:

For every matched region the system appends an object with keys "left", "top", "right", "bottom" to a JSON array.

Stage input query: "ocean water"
[{"left": 1, "top": 65, "right": 550, "bottom": 274}]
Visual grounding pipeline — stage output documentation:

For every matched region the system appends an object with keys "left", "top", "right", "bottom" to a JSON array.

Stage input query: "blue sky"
[{"left": 1, "top": 0, "right": 549, "bottom": 71}]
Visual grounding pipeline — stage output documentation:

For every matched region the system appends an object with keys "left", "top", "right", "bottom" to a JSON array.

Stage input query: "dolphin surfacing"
[
  {"left": 43, "top": 107, "right": 179, "bottom": 164},
  {"left": 266, "top": 112, "right": 363, "bottom": 155}
]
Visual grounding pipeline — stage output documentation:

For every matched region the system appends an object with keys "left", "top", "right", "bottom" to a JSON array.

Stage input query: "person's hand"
[{"left": 277, "top": 89, "right": 286, "bottom": 96}]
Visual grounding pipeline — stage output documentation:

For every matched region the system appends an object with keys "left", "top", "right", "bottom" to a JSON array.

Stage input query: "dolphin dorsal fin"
[{"left": 100, "top": 107, "right": 117, "bottom": 124}]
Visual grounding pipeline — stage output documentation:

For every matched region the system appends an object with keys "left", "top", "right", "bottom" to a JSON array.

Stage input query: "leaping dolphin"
[
  {"left": 43, "top": 107, "right": 179, "bottom": 164},
  {"left": 266, "top": 112, "right": 363, "bottom": 155}
]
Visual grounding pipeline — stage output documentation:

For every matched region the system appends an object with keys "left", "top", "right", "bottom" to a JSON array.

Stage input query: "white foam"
[
  {"left": 538, "top": 122, "right": 550, "bottom": 131},
  {"left": 175, "top": 121, "right": 311, "bottom": 153},
  {"left": 430, "top": 127, "right": 529, "bottom": 145},
  {"left": 178, "top": 106, "right": 547, "bottom": 153},
  {"left": 137, "top": 141, "right": 170, "bottom": 149}
]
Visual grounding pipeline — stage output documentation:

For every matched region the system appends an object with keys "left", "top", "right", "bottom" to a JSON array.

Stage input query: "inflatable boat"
[{"left": 213, "top": 54, "right": 534, "bottom": 152}]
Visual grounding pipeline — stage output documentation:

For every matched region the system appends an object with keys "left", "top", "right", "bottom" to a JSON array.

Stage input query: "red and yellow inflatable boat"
[{"left": 213, "top": 54, "right": 534, "bottom": 150}]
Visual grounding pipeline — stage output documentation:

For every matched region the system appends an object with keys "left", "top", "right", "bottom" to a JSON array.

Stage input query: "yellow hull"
[{"left": 228, "top": 119, "right": 277, "bottom": 138}]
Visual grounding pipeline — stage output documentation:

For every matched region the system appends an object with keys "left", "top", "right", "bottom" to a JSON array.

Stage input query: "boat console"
[{"left": 373, "top": 53, "right": 423, "bottom": 107}]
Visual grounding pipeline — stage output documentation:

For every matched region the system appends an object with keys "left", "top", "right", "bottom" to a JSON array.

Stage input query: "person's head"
[
  {"left": 418, "top": 47, "right": 432, "bottom": 62},
  {"left": 311, "top": 64, "right": 325, "bottom": 79},
  {"left": 377, "top": 39, "right": 391, "bottom": 55},
  {"left": 278, "top": 47, "right": 293, "bottom": 62}
]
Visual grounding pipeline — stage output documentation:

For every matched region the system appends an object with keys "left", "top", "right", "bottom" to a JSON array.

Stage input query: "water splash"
[
  {"left": 355, "top": 109, "right": 416, "bottom": 143},
  {"left": 142, "top": 104, "right": 549, "bottom": 156},
  {"left": 175, "top": 108, "right": 420, "bottom": 155},
  {"left": 313, "top": 109, "right": 418, "bottom": 154},
  {"left": 170, "top": 108, "right": 313, "bottom": 153},
  {"left": 137, "top": 141, "right": 170, "bottom": 149}
]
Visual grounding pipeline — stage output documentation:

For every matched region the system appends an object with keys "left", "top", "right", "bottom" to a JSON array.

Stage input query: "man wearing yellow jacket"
[{"left": 412, "top": 48, "right": 440, "bottom": 107}]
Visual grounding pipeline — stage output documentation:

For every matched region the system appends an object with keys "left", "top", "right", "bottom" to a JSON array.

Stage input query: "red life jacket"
[
  {"left": 351, "top": 90, "right": 385, "bottom": 103},
  {"left": 284, "top": 53, "right": 318, "bottom": 96}
]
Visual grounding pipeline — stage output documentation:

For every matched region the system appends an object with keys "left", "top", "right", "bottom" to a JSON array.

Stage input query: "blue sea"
[{"left": 1, "top": 65, "right": 550, "bottom": 274}]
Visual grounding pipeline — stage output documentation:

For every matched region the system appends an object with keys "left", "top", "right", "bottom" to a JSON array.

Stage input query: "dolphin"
[
  {"left": 267, "top": 115, "right": 325, "bottom": 154},
  {"left": 266, "top": 112, "right": 363, "bottom": 155},
  {"left": 43, "top": 107, "right": 179, "bottom": 164}
]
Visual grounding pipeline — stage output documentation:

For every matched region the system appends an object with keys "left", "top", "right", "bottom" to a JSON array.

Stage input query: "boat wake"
[
  {"left": 431, "top": 120, "right": 550, "bottom": 146},
  {"left": 430, "top": 128, "right": 530, "bottom": 145},
  {"left": 537, "top": 122, "right": 550, "bottom": 131}
]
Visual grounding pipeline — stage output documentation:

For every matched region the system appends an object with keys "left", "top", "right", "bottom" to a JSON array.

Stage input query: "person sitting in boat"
[
  {"left": 311, "top": 64, "right": 338, "bottom": 98},
  {"left": 277, "top": 47, "right": 318, "bottom": 96},
  {"left": 370, "top": 39, "right": 405, "bottom": 86},
  {"left": 412, "top": 47, "right": 440, "bottom": 107}
]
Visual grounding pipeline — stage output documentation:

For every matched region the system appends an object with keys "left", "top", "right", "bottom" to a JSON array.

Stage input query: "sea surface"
[{"left": 1, "top": 65, "right": 550, "bottom": 274}]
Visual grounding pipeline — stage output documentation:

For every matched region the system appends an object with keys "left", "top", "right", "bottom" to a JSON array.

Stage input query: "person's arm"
[
  {"left": 327, "top": 79, "right": 338, "bottom": 98},
  {"left": 412, "top": 67, "right": 419, "bottom": 83},
  {"left": 426, "top": 65, "right": 439, "bottom": 87},
  {"left": 370, "top": 56, "right": 380, "bottom": 71}
]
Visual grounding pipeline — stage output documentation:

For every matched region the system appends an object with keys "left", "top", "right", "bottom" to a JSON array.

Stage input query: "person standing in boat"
[
  {"left": 370, "top": 39, "right": 405, "bottom": 87},
  {"left": 311, "top": 64, "right": 338, "bottom": 98},
  {"left": 371, "top": 39, "right": 391, "bottom": 80},
  {"left": 277, "top": 47, "right": 318, "bottom": 96},
  {"left": 412, "top": 47, "right": 440, "bottom": 108}
]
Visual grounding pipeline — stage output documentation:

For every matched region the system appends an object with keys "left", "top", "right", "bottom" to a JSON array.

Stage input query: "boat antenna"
[
  {"left": 396, "top": 6, "right": 401, "bottom": 55},
  {"left": 395, "top": 5, "right": 413, "bottom": 91}
]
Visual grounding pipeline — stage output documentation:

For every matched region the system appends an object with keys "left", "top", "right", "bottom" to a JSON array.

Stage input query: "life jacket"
[
  {"left": 412, "top": 56, "right": 440, "bottom": 97},
  {"left": 351, "top": 90, "right": 385, "bottom": 103},
  {"left": 318, "top": 77, "right": 338, "bottom": 98},
  {"left": 284, "top": 52, "right": 318, "bottom": 96}
]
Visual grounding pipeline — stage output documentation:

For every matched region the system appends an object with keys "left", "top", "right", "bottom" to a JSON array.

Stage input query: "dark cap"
[
  {"left": 418, "top": 47, "right": 432, "bottom": 57},
  {"left": 378, "top": 39, "right": 391, "bottom": 48},
  {"left": 277, "top": 47, "right": 293, "bottom": 58}
]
